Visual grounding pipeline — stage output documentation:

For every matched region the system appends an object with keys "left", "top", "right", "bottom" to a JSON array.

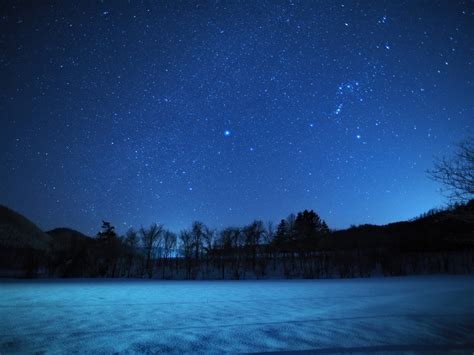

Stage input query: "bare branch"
[{"left": 428, "top": 138, "right": 474, "bottom": 203}]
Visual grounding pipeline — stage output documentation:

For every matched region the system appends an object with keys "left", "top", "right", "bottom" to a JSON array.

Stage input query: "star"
[{"left": 0, "top": 0, "right": 469, "bottom": 236}]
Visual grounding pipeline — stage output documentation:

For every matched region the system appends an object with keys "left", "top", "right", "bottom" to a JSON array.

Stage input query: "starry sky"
[{"left": 1, "top": 1, "right": 473, "bottom": 235}]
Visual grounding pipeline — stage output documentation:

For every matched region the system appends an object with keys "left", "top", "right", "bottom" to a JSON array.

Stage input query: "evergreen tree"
[
  {"left": 294, "top": 210, "right": 329, "bottom": 251},
  {"left": 273, "top": 219, "right": 289, "bottom": 253},
  {"left": 97, "top": 221, "right": 117, "bottom": 240}
]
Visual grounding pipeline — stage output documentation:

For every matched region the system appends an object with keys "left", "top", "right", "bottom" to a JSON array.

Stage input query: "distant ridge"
[{"left": 0, "top": 205, "right": 52, "bottom": 251}]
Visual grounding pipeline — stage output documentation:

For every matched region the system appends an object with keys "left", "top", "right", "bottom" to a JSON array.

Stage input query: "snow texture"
[{"left": 1, "top": 276, "right": 474, "bottom": 353}]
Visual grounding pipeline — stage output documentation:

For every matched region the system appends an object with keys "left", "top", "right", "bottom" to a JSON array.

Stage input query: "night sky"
[{"left": 1, "top": 1, "right": 472, "bottom": 235}]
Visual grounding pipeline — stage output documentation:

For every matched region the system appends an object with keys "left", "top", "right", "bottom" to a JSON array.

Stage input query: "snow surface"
[{"left": 1, "top": 276, "right": 474, "bottom": 353}]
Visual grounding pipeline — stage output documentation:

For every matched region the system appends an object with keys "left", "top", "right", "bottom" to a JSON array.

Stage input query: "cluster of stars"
[{"left": 0, "top": 1, "right": 471, "bottom": 234}]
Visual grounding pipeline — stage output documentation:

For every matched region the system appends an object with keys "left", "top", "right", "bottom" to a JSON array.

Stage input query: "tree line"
[
  {"left": 46, "top": 203, "right": 473, "bottom": 279},
  {"left": 81, "top": 209, "right": 331, "bottom": 279}
]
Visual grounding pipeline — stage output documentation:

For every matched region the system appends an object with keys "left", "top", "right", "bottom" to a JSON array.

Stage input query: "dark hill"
[
  {"left": 47, "top": 228, "right": 92, "bottom": 249},
  {"left": 0, "top": 205, "right": 53, "bottom": 277},
  {"left": 0, "top": 205, "right": 52, "bottom": 250},
  {"left": 0, "top": 206, "right": 96, "bottom": 277},
  {"left": 331, "top": 201, "right": 474, "bottom": 249},
  {"left": 46, "top": 228, "right": 97, "bottom": 278}
]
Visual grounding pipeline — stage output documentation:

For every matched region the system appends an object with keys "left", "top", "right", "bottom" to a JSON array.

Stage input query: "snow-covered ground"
[{"left": 1, "top": 276, "right": 474, "bottom": 353}]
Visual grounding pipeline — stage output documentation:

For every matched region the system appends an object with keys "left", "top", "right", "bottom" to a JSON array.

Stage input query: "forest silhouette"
[{"left": 1, "top": 201, "right": 473, "bottom": 279}]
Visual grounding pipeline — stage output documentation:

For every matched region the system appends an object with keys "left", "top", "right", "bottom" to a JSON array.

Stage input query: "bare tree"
[
  {"left": 243, "top": 220, "right": 265, "bottom": 273},
  {"left": 124, "top": 228, "right": 139, "bottom": 277},
  {"left": 179, "top": 230, "right": 193, "bottom": 279},
  {"left": 162, "top": 230, "right": 177, "bottom": 278},
  {"left": 202, "top": 226, "right": 215, "bottom": 278},
  {"left": 216, "top": 227, "right": 234, "bottom": 279},
  {"left": 263, "top": 221, "right": 275, "bottom": 245},
  {"left": 140, "top": 223, "right": 163, "bottom": 278},
  {"left": 428, "top": 139, "right": 473, "bottom": 202},
  {"left": 191, "top": 221, "right": 205, "bottom": 261}
]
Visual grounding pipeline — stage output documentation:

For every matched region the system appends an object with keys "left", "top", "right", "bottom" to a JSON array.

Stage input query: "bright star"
[{"left": 224, "top": 130, "right": 231, "bottom": 137}]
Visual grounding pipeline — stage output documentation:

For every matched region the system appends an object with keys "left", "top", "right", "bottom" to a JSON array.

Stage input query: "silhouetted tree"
[
  {"left": 95, "top": 221, "right": 121, "bottom": 277},
  {"left": 216, "top": 227, "right": 236, "bottom": 279},
  {"left": 202, "top": 226, "right": 214, "bottom": 278},
  {"left": 97, "top": 221, "right": 117, "bottom": 240},
  {"left": 428, "top": 139, "right": 473, "bottom": 202},
  {"left": 263, "top": 221, "right": 276, "bottom": 271},
  {"left": 179, "top": 230, "right": 193, "bottom": 279},
  {"left": 162, "top": 230, "right": 177, "bottom": 278},
  {"left": 124, "top": 228, "right": 139, "bottom": 277},
  {"left": 187, "top": 221, "right": 207, "bottom": 277},
  {"left": 295, "top": 210, "right": 321, "bottom": 247},
  {"left": 140, "top": 223, "right": 163, "bottom": 278},
  {"left": 273, "top": 219, "right": 288, "bottom": 250},
  {"left": 243, "top": 220, "right": 265, "bottom": 273}
]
